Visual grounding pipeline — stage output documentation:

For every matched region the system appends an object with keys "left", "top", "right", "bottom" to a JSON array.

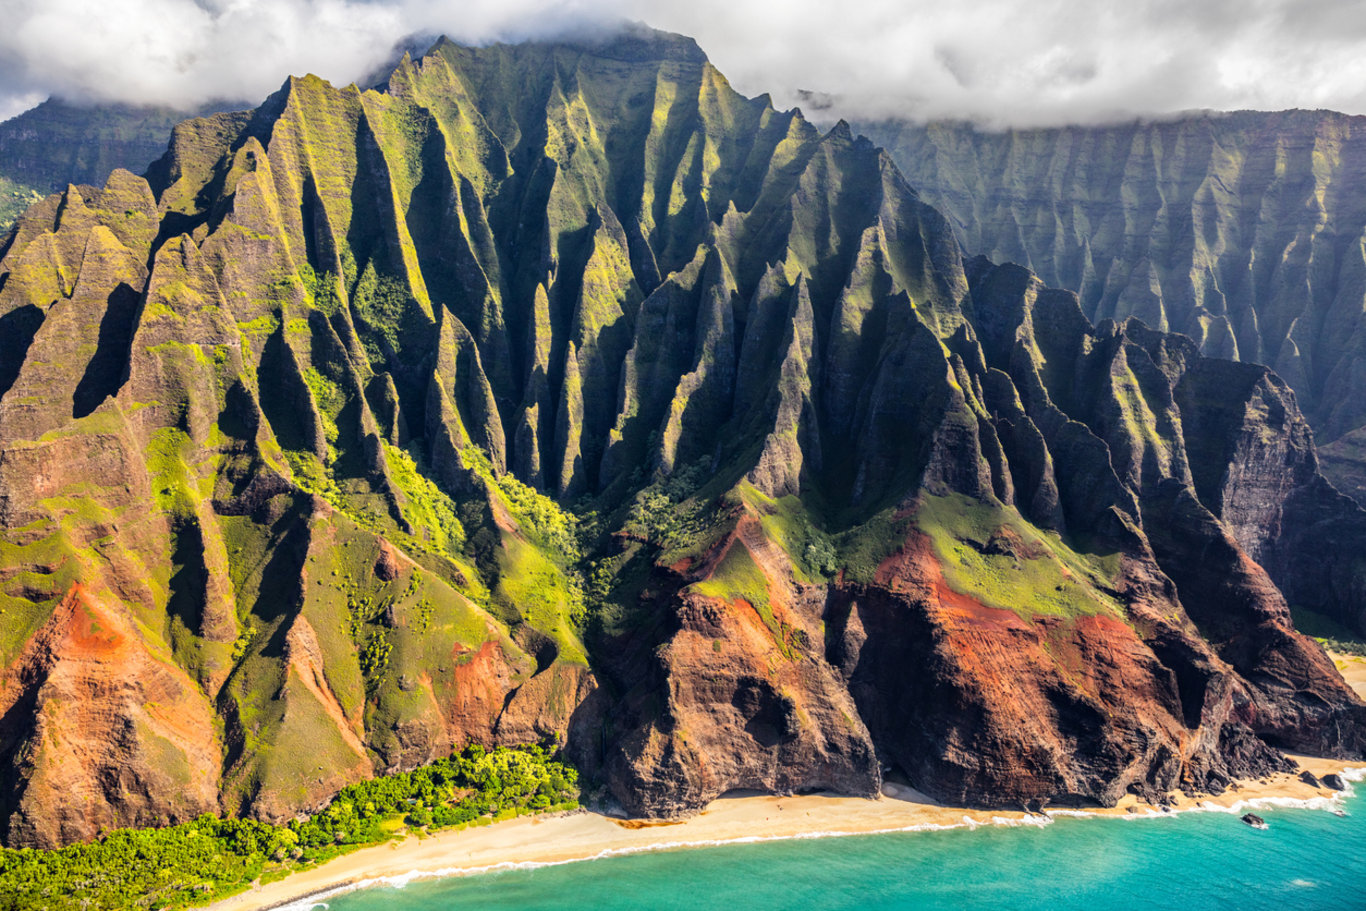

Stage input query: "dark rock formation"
[{"left": 855, "top": 113, "right": 1366, "bottom": 511}]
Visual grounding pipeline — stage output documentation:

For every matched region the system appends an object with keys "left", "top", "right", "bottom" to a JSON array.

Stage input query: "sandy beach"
[
  {"left": 208, "top": 652, "right": 1366, "bottom": 911},
  {"left": 1333, "top": 651, "right": 1366, "bottom": 695}
]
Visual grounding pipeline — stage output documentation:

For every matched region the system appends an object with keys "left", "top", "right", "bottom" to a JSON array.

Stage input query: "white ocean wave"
[{"left": 987, "top": 814, "right": 1053, "bottom": 828}]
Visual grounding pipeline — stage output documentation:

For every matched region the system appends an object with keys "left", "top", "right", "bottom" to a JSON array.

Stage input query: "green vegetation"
[
  {"left": 737, "top": 483, "right": 837, "bottom": 583},
  {"left": 455, "top": 449, "right": 591, "bottom": 660},
  {"left": 229, "top": 623, "right": 256, "bottom": 662},
  {"left": 297, "top": 264, "right": 344, "bottom": 316},
  {"left": 283, "top": 428, "right": 483, "bottom": 608},
  {"left": 685, "top": 537, "right": 809, "bottom": 659},
  {"left": 1291, "top": 606, "right": 1366, "bottom": 656},
  {"left": 835, "top": 507, "right": 914, "bottom": 584},
  {"left": 0, "top": 175, "right": 42, "bottom": 233},
  {"left": 351, "top": 267, "right": 430, "bottom": 365},
  {"left": 359, "top": 629, "right": 393, "bottom": 689},
  {"left": 915, "top": 494, "right": 1122, "bottom": 620},
  {"left": 283, "top": 450, "right": 346, "bottom": 507},
  {"left": 383, "top": 443, "right": 467, "bottom": 558},
  {"left": 145, "top": 428, "right": 198, "bottom": 517},
  {"left": 0, "top": 528, "right": 81, "bottom": 666},
  {"left": 302, "top": 366, "right": 343, "bottom": 449},
  {"left": 689, "top": 541, "right": 771, "bottom": 616},
  {"left": 574, "top": 460, "right": 727, "bottom": 636},
  {"left": 494, "top": 535, "right": 588, "bottom": 661},
  {"left": 580, "top": 543, "right": 654, "bottom": 638},
  {"left": 0, "top": 745, "right": 578, "bottom": 911},
  {"left": 623, "top": 460, "right": 723, "bottom": 565},
  {"left": 495, "top": 470, "right": 582, "bottom": 561}
]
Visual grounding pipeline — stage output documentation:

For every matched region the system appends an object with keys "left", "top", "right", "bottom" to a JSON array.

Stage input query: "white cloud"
[
  {"left": 0, "top": 92, "right": 45, "bottom": 122},
  {"left": 3, "top": 0, "right": 1366, "bottom": 127},
  {"left": 0, "top": 0, "right": 403, "bottom": 109}
]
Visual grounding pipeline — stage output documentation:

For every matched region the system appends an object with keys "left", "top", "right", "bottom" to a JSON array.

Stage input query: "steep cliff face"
[
  {"left": 854, "top": 113, "right": 1366, "bottom": 500},
  {"left": 0, "top": 99, "right": 231, "bottom": 233},
  {"left": 0, "top": 28, "right": 1362, "bottom": 844}
]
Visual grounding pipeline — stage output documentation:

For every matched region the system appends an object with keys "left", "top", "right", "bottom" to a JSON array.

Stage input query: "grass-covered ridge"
[
  {"left": 914, "top": 493, "right": 1123, "bottom": 620},
  {"left": 464, "top": 448, "right": 591, "bottom": 663},
  {"left": 0, "top": 745, "right": 578, "bottom": 911},
  {"left": 0, "top": 176, "right": 42, "bottom": 234}
]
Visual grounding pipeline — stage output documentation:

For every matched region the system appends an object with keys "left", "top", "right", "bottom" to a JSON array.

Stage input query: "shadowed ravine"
[{"left": 855, "top": 113, "right": 1366, "bottom": 505}]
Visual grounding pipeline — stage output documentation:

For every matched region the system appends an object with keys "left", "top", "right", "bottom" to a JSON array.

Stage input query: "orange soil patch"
[
  {"left": 690, "top": 517, "right": 790, "bottom": 622},
  {"left": 58, "top": 584, "right": 129, "bottom": 657},
  {"left": 878, "top": 531, "right": 1028, "bottom": 634},
  {"left": 443, "top": 639, "right": 510, "bottom": 739}
]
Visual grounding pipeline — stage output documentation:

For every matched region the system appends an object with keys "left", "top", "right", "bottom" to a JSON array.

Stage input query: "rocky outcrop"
[
  {"left": 965, "top": 260, "right": 1366, "bottom": 746},
  {"left": 0, "top": 27, "right": 1362, "bottom": 844},
  {"left": 597, "top": 520, "right": 881, "bottom": 816},
  {"left": 0, "top": 585, "right": 221, "bottom": 847}
]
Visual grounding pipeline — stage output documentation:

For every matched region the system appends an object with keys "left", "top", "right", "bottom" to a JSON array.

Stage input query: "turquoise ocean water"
[{"left": 304, "top": 779, "right": 1366, "bottom": 911}]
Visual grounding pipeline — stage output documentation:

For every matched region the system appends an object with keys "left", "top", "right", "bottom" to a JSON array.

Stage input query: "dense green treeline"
[{"left": 0, "top": 746, "right": 578, "bottom": 911}]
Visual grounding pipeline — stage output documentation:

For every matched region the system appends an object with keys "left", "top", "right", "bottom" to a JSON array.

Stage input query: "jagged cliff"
[
  {"left": 0, "top": 99, "right": 225, "bottom": 233},
  {"left": 0, "top": 28, "right": 1363, "bottom": 847},
  {"left": 854, "top": 113, "right": 1366, "bottom": 505}
]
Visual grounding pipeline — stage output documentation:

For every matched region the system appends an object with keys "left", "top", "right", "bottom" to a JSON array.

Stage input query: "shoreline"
[
  {"left": 207, "top": 756, "right": 1364, "bottom": 911},
  {"left": 210, "top": 651, "right": 1366, "bottom": 911}
]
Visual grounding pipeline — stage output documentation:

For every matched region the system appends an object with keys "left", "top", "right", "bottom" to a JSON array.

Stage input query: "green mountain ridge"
[
  {"left": 854, "top": 112, "right": 1366, "bottom": 501},
  {"left": 0, "top": 99, "right": 241, "bottom": 234},
  {"left": 0, "top": 27, "right": 1362, "bottom": 850}
]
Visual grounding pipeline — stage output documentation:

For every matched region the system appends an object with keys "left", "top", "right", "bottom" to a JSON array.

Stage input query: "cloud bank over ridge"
[{"left": 4, "top": 0, "right": 1366, "bottom": 127}]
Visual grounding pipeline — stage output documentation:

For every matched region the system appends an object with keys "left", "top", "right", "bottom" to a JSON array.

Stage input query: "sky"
[{"left": 4, "top": 0, "right": 1366, "bottom": 127}]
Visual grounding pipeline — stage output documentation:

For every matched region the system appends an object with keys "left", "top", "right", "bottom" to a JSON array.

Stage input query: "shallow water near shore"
[{"left": 310, "top": 784, "right": 1365, "bottom": 911}]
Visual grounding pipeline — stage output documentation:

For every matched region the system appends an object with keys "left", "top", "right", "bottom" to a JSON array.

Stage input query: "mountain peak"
[{"left": 428, "top": 22, "right": 708, "bottom": 66}]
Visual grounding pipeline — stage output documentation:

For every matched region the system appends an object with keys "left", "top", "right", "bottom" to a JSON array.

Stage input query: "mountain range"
[
  {"left": 0, "top": 27, "right": 1362, "bottom": 849},
  {"left": 0, "top": 100, "right": 232, "bottom": 234},
  {"left": 855, "top": 113, "right": 1366, "bottom": 503}
]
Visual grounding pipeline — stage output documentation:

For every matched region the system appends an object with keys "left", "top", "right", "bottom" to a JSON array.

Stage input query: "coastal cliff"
[{"left": 0, "top": 28, "right": 1362, "bottom": 845}]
